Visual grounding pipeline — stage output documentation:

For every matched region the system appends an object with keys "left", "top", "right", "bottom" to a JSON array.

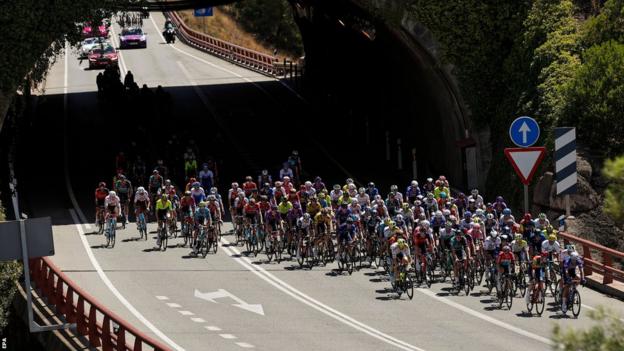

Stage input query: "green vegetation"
[
  {"left": 552, "top": 307, "right": 624, "bottom": 350},
  {"left": 604, "top": 156, "right": 624, "bottom": 226},
  {"left": 0, "top": 201, "right": 22, "bottom": 333},
  {"left": 231, "top": 0, "right": 303, "bottom": 57}
]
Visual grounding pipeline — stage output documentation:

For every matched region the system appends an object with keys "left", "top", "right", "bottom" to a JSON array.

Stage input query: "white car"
[{"left": 80, "top": 37, "right": 108, "bottom": 58}]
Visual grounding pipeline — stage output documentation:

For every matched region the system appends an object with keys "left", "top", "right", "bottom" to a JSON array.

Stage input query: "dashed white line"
[
  {"left": 156, "top": 296, "right": 170, "bottom": 300},
  {"left": 190, "top": 317, "right": 206, "bottom": 323},
  {"left": 205, "top": 326, "right": 222, "bottom": 331},
  {"left": 166, "top": 303, "right": 182, "bottom": 308},
  {"left": 178, "top": 310, "right": 194, "bottom": 316},
  {"left": 219, "top": 334, "right": 237, "bottom": 340},
  {"left": 236, "top": 342, "right": 254, "bottom": 348}
]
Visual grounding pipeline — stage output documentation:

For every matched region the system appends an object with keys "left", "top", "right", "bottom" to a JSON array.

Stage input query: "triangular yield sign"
[{"left": 504, "top": 147, "right": 546, "bottom": 185}]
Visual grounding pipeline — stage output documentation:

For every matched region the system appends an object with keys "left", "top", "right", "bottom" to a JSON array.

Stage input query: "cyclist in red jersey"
[
  {"left": 242, "top": 176, "right": 257, "bottom": 197},
  {"left": 95, "top": 182, "right": 109, "bottom": 225},
  {"left": 243, "top": 198, "right": 261, "bottom": 226}
]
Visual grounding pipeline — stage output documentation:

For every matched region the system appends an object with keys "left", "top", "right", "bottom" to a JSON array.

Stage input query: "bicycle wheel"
[
  {"left": 571, "top": 290, "right": 581, "bottom": 318},
  {"left": 201, "top": 238, "right": 209, "bottom": 258},
  {"left": 526, "top": 291, "right": 534, "bottom": 314},
  {"left": 275, "top": 240, "right": 283, "bottom": 263},
  {"left": 426, "top": 264, "right": 434, "bottom": 288},
  {"left": 548, "top": 269, "right": 557, "bottom": 296},
  {"left": 506, "top": 281, "right": 513, "bottom": 310},
  {"left": 536, "top": 288, "right": 546, "bottom": 316},
  {"left": 111, "top": 227, "right": 116, "bottom": 248},
  {"left": 497, "top": 284, "right": 504, "bottom": 309},
  {"left": 212, "top": 235, "right": 218, "bottom": 254},
  {"left": 347, "top": 252, "right": 353, "bottom": 275},
  {"left": 162, "top": 230, "right": 168, "bottom": 251},
  {"left": 337, "top": 253, "right": 344, "bottom": 272},
  {"left": 406, "top": 275, "right": 414, "bottom": 300},
  {"left": 106, "top": 228, "right": 111, "bottom": 248},
  {"left": 297, "top": 246, "right": 305, "bottom": 268},
  {"left": 464, "top": 271, "right": 471, "bottom": 296},
  {"left": 352, "top": 247, "right": 361, "bottom": 271},
  {"left": 326, "top": 240, "right": 335, "bottom": 263},
  {"left": 554, "top": 279, "right": 562, "bottom": 305},
  {"left": 518, "top": 273, "right": 527, "bottom": 298},
  {"left": 266, "top": 241, "right": 274, "bottom": 262}
]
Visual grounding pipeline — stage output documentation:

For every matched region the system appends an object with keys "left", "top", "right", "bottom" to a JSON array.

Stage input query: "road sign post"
[{"left": 504, "top": 147, "right": 546, "bottom": 214}]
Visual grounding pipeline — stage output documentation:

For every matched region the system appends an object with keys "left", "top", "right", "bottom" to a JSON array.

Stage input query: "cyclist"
[
  {"left": 493, "top": 196, "right": 507, "bottom": 217},
  {"left": 356, "top": 187, "right": 371, "bottom": 209},
  {"left": 450, "top": 229, "right": 471, "bottom": 281},
  {"left": 190, "top": 182, "right": 206, "bottom": 205},
  {"left": 273, "top": 181, "right": 286, "bottom": 203},
  {"left": 528, "top": 227, "right": 546, "bottom": 256},
  {"left": 287, "top": 201, "right": 304, "bottom": 229},
  {"left": 335, "top": 201, "right": 352, "bottom": 226},
  {"left": 95, "top": 182, "right": 109, "bottom": 225},
  {"left": 207, "top": 195, "right": 222, "bottom": 223},
  {"left": 385, "top": 192, "right": 401, "bottom": 217},
  {"left": 412, "top": 226, "right": 432, "bottom": 275},
  {"left": 228, "top": 182, "right": 241, "bottom": 209},
  {"left": 210, "top": 187, "right": 226, "bottom": 218},
  {"left": 104, "top": 190, "right": 121, "bottom": 223},
  {"left": 422, "top": 178, "right": 435, "bottom": 193},
  {"left": 243, "top": 198, "right": 261, "bottom": 228},
  {"left": 265, "top": 204, "right": 283, "bottom": 235},
  {"left": 483, "top": 229, "right": 501, "bottom": 268},
  {"left": 277, "top": 197, "right": 293, "bottom": 222},
  {"left": 468, "top": 189, "right": 484, "bottom": 209},
  {"left": 365, "top": 182, "right": 379, "bottom": 199},
  {"left": 454, "top": 193, "right": 467, "bottom": 217},
  {"left": 525, "top": 252, "right": 547, "bottom": 305},
  {"left": 313, "top": 176, "right": 326, "bottom": 193},
  {"left": 193, "top": 201, "right": 213, "bottom": 254},
  {"left": 459, "top": 211, "right": 473, "bottom": 232},
  {"left": 405, "top": 180, "right": 421, "bottom": 205},
  {"left": 257, "top": 169, "right": 272, "bottom": 189},
  {"left": 511, "top": 233, "right": 529, "bottom": 267},
  {"left": 423, "top": 193, "right": 438, "bottom": 218},
  {"left": 306, "top": 196, "right": 322, "bottom": 217},
  {"left": 499, "top": 208, "right": 515, "bottom": 227},
  {"left": 155, "top": 193, "right": 172, "bottom": 247},
  {"left": 496, "top": 245, "right": 515, "bottom": 296},
  {"left": 242, "top": 176, "right": 257, "bottom": 197},
  {"left": 560, "top": 248, "right": 585, "bottom": 314},
  {"left": 114, "top": 174, "right": 133, "bottom": 225},
  {"left": 179, "top": 190, "right": 196, "bottom": 228},
  {"left": 535, "top": 213, "right": 550, "bottom": 231},
  {"left": 330, "top": 185, "right": 343, "bottom": 209},
  {"left": 134, "top": 186, "right": 150, "bottom": 227},
  {"left": 314, "top": 207, "right": 333, "bottom": 235},
  {"left": 337, "top": 217, "right": 357, "bottom": 259},
  {"left": 541, "top": 233, "right": 561, "bottom": 263},
  {"left": 390, "top": 238, "right": 411, "bottom": 286}
]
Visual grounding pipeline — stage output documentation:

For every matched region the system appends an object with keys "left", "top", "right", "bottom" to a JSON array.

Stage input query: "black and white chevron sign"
[{"left": 554, "top": 127, "right": 577, "bottom": 195}]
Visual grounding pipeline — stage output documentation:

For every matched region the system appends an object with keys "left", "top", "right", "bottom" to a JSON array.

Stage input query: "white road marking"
[
  {"left": 416, "top": 288, "right": 552, "bottom": 345},
  {"left": 108, "top": 23, "right": 128, "bottom": 76},
  {"left": 194, "top": 289, "right": 265, "bottom": 316},
  {"left": 156, "top": 296, "right": 169, "bottom": 300},
  {"left": 178, "top": 310, "right": 194, "bottom": 316},
  {"left": 69, "top": 209, "right": 186, "bottom": 351},
  {"left": 219, "top": 334, "right": 237, "bottom": 340},
  {"left": 236, "top": 342, "right": 254, "bottom": 348},
  {"left": 205, "top": 326, "right": 222, "bottom": 331},
  {"left": 166, "top": 303, "right": 181, "bottom": 308},
  {"left": 219, "top": 238, "right": 425, "bottom": 351},
  {"left": 63, "top": 41, "right": 91, "bottom": 231},
  {"left": 190, "top": 317, "right": 206, "bottom": 323}
]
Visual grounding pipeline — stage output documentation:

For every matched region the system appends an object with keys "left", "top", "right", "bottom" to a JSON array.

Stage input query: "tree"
[
  {"left": 582, "top": 0, "right": 624, "bottom": 46},
  {"left": 0, "top": 0, "right": 124, "bottom": 131},
  {"left": 562, "top": 41, "right": 624, "bottom": 156},
  {"left": 604, "top": 156, "right": 624, "bottom": 226},
  {"left": 0, "top": 201, "right": 22, "bottom": 334},
  {"left": 552, "top": 307, "right": 624, "bottom": 350}
]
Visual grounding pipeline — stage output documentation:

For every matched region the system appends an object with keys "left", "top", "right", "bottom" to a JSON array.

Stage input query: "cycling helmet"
[
  {"left": 503, "top": 245, "right": 511, "bottom": 252},
  {"left": 390, "top": 185, "right": 398, "bottom": 192},
  {"left": 415, "top": 200, "right": 422, "bottom": 206},
  {"left": 471, "top": 189, "right": 479, "bottom": 196},
  {"left": 566, "top": 244, "right": 575, "bottom": 253},
  {"left": 358, "top": 187, "right": 366, "bottom": 193},
  {"left": 496, "top": 196, "right": 504, "bottom": 202},
  {"left": 262, "top": 169, "right": 268, "bottom": 175},
  {"left": 109, "top": 191, "right": 116, "bottom": 196},
  {"left": 153, "top": 169, "right": 159, "bottom": 174},
  {"left": 293, "top": 202, "right": 301, "bottom": 208},
  {"left": 192, "top": 182, "right": 200, "bottom": 188},
  {"left": 486, "top": 213, "right": 494, "bottom": 220},
  {"left": 439, "top": 192, "right": 447, "bottom": 199},
  {"left": 473, "top": 223, "right": 481, "bottom": 230},
  {"left": 231, "top": 182, "right": 239, "bottom": 188},
  {"left": 165, "top": 179, "right": 172, "bottom": 185},
  {"left": 426, "top": 178, "right": 433, "bottom": 183},
  {"left": 99, "top": 182, "right": 106, "bottom": 187},
  {"left": 368, "top": 182, "right": 375, "bottom": 187},
  {"left": 570, "top": 251, "right": 579, "bottom": 258},
  {"left": 303, "top": 213, "right": 311, "bottom": 220},
  {"left": 435, "top": 180, "right": 442, "bottom": 187},
  {"left": 346, "top": 217, "right": 354, "bottom": 224},
  {"left": 464, "top": 211, "right": 472, "bottom": 218},
  {"left": 548, "top": 234, "right": 557, "bottom": 241},
  {"left": 211, "top": 187, "right": 218, "bottom": 194},
  {"left": 475, "top": 209, "right": 484, "bottom": 216},
  {"left": 458, "top": 192, "right": 465, "bottom": 198},
  {"left": 523, "top": 213, "right": 532, "bottom": 221},
  {"left": 411, "top": 180, "right": 418, "bottom": 186},
  {"left": 346, "top": 178, "right": 354, "bottom": 184},
  {"left": 514, "top": 233, "right": 523, "bottom": 241},
  {"left": 245, "top": 176, "right": 253, "bottom": 181},
  {"left": 137, "top": 186, "right": 145, "bottom": 193},
  {"left": 402, "top": 202, "right": 410, "bottom": 209},
  {"left": 249, "top": 198, "right": 256, "bottom": 204},
  {"left": 184, "top": 190, "right": 191, "bottom": 196},
  {"left": 448, "top": 215, "right": 457, "bottom": 223},
  {"left": 538, "top": 213, "right": 547, "bottom": 220},
  {"left": 333, "top": 184, "right": 341, "bottom": 190},
  {"left": 275, "top": 181, "right": 283, "bottom": 187},
  {"left": 208, "top": 195, "right": 216, "bottom": 201},
  {"left": 283, "top": 176, "right": 290, "bottom": 182},
  {"left": 490, "top": 230, "right": 498, "bottom": 238},
  {"left": 397, "top": 238, "right": 407, "bottom": 249},
  {"left": 305, "top": 181, "right": 312, "bottom": 187},
  {"left": 502, "top": 208, "right": 511, "bottom": 215},
  {"left": 427, "top": 192, "right": 434, "bottom": 199},
  {"left": 199, "top": 201, "right": 207, "bottom": 207},
  {"left": 341, "top": 201, "right": 349, "bottom": 206}
]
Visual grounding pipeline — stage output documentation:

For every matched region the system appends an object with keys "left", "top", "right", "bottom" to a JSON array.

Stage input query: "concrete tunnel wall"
[{"left": 289, "top": 0, "right": 491, "bottom": 190}]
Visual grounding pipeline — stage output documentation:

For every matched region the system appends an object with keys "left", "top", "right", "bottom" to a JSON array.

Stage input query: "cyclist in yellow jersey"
[
  {"left": 155, "top": 193, "right": 172, "bottom": 226},
  {"left": 277, "top": 197, "right": 293, "bottom": 221},
  {"left": 306, "top": 196, "right": 322, "bottom": 217}
]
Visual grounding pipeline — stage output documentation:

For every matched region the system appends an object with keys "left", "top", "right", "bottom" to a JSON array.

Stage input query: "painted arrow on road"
[{"left": 194, "top": 289, "right": 265, "bottom": 316}]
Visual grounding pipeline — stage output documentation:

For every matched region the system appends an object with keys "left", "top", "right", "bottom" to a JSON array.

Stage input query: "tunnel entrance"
[{"left": 291, "top": 0, "right": 481, "bottom": 190}]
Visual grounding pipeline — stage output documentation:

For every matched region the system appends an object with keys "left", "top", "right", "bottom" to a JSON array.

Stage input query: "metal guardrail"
[
  {"left": 167, "top": 11, "right": 279, "bottom": 75},
  {"left": 30, "top": 257, "right": 171, "bottom": 351},
  {"left": 560, "top": 232, "right": 624, "bottom": 285}
]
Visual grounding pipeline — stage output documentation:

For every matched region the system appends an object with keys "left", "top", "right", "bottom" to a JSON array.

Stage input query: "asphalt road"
[{"left": 21, "top": 12, "right": 624, "bottom": 351}]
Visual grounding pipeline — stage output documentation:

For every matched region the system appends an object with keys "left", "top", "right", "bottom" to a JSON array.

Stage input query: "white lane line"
[
  {"left": 205, "top": 326, "right": 221, "bottom": 331},
  {"left": 166, "top": 303, "right": 181, "bottom": 308},
  {"left": 69, "top": 209, "right": 185, "bottom": 351},
  {"left": 109, "top": 23, "right": 128, "bottom": 76},
  {"left": 62, "top": 41, "right": 91, "bottom": 231},
  {"left": 416, "top": 288, "right": 552, "bottom": 345},
  {"left": 156, "top": 296, "right": 169, "bottom": 300},
  {"left": 236, "top": 342, "right": 254, "bottom": 348},
  {"left": 218, "top": 238, "right": 424, "bottom": 351},
  {"left": 219, "top": 334, "right": 237, "bottom": 340},
  {"left": 178, "top": 310, "right": 194, "bottom": 316},
  {"left": 190, "top": 317, "right": 206, "bottom": 323}
]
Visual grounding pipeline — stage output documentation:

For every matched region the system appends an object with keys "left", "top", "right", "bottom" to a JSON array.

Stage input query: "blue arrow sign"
[
  {"left": 509, "top": 116, "right": 540, "bottom": 147},
  {"left": 194, "top": 7, "right": 213, "bottom": 17}
]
